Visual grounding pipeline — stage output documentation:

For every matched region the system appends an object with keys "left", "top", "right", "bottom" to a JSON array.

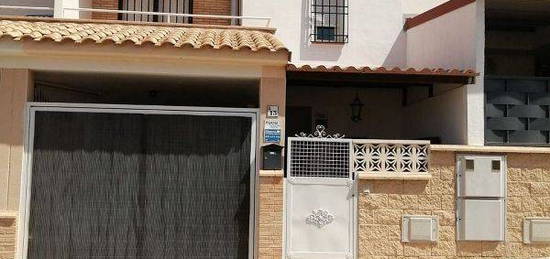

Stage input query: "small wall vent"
[
  {"left": 402, "top": 215, "right": 438, "bottom": 242},
  {"left": 524, "top": 218, "right": 550, "bottom": 244}
]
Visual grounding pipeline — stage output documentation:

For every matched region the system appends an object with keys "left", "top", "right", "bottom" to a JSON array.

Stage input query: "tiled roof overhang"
[
  {"left": 0, "top": 16, "right": 289, "bottom": 54},
  {"left": 287, "top": 64, "right": 478, "bottom": 85}
]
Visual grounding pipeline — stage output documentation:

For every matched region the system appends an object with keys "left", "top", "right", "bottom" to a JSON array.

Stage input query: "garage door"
[{"left": 21, "top": 105, "right": 257, "bottom": 259}]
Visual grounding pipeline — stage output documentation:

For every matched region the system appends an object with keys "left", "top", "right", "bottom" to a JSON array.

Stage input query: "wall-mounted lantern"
[{"left": 350, "top": 93, "right": 364, "bottom": 122}]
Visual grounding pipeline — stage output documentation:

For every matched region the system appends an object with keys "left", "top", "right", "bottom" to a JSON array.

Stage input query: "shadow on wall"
[
  {"left": 382, "top": 29, "right": 407, "bottom": 67},
  {"left": 299, "top": 0, "right": 343, "bottom": 62}
]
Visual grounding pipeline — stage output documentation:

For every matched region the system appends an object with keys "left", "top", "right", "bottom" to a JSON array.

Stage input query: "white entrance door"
[{"left": 284, "top": 137, "right": 356, "bottom": 259}]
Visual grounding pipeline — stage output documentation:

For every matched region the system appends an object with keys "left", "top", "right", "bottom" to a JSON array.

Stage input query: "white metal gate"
[{"left": 284, "top": 127, "right": 356, "bottom": 259}]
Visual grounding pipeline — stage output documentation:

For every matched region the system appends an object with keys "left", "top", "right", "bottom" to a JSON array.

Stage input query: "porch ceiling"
[
  {"left": 287, "top": 64, "right": 478, "bottom": 86},
  {"left": 0, "top": 16, "right": 289, "bottom": 54}
]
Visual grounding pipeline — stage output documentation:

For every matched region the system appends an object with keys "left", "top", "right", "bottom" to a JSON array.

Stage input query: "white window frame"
[{"left": 16, "top": 102, "right": 259, "bottom": 259}]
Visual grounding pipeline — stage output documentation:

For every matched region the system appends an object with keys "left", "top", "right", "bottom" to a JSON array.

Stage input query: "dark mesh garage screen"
[{"left": 28, "top": 111, "right": 252, "bottom": 258}]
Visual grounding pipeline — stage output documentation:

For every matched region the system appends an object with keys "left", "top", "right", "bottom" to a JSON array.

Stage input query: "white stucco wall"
[
  {"left": 406, "top": 0, "right": 485, "bottom": 146},
  {"left": 242, "top": 0, "right": 444, "bottom": 67},
  {"left": 402, "top": 86, "right": 467, "bottom": 144},
  {"left": 401, "top": 0, "right": 448, "bottom": 16},
  {"left": 406, "top": 3, "right": 477, "bottom": 70}
]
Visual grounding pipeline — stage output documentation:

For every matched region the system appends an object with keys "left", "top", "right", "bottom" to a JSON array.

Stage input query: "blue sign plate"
[{"left": 264, "top": 129, "right": 281, "bottom": 143}]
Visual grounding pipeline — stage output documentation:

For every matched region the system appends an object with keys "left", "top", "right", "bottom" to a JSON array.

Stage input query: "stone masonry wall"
[
  {"left": 0, "top": 217, "right": 16, "bottom": 259},
  {"left": 1, "top": 151, "right": 548, "bottom": 258},
  {"left": 358, "top": 151, "right": 550, "bottom": 258},
  {"left": 258, "top": 176, "right": 284, "bottom": 259}
]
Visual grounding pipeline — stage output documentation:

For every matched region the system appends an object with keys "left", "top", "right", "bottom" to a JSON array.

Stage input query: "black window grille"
[
  {"left": 119, "top": 0, "right": 191, "bottom": 23},
  {"left": 310, "top": 0, "right": 349, "bottom": 43}
]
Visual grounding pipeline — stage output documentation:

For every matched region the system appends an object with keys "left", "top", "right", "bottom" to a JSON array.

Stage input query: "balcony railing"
[
  {"left": 64, "top": 7, "right": 271, "bottom": 26},
  {"left": 0, "top": 5, "right": 54, "bottom": 17},
  {"left": 0, "top": 5, "right": 271, "bottom": 27}
]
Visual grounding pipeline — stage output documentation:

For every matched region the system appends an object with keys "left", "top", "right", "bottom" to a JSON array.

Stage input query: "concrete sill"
[
  {"left": 431, "top": 144, "right": 550, "bottom": 154},
  {"left": 259, "top": 170, "right": 284, "bottom": 177},
  {"left": 0, "top": 211, "right": 17, "bottom": 218},
  {"left": 357, "top": 172, "right": 432, "bottom": 181}
]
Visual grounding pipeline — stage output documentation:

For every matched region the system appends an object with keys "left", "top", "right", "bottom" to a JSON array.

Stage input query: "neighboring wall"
[
  {"left": 406, "top": 0, "right": 485, "bottom": 146},
  {"left": 242, "top": 0, "right": 445, "bottom": 67},
  {"left": 358, "top": 149, "right": 550, "bottom": 258}
]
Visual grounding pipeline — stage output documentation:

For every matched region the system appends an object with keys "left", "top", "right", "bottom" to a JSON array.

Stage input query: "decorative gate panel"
[{"left": 285, "top": 127, "right": 356, "bottom": 259}]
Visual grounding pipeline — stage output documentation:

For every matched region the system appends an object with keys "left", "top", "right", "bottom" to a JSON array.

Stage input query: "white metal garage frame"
[{"left": 16, "top": 102, "right": 259, "bottom": 259}]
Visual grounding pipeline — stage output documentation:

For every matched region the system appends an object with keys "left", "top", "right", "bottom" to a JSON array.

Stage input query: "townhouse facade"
[{"left": 0, "top": 0, "right": 549, "bottom": 258}]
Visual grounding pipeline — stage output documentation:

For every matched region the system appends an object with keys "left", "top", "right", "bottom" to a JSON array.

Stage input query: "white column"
[
  {"left": 54, "top": 0, "right": 93, "bottom": 19},
  {"left": 53, "top": 0, "right": 63, "bottom": 18},
  {"left": 466, "top": 0, "right": 485, "bottom": 145}
]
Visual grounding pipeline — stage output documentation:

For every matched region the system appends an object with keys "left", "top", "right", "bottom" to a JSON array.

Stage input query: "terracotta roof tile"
[
  {"left": 287, "top": 64, "right": 477, "bottom": 77},
  {"left": 0, "top": 19, "right": 289, "bottom": 53}
]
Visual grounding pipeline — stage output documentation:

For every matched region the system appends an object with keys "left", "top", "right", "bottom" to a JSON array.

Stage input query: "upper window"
[{"left": 310, "top": 0, "right": 349, "bottom": 43}]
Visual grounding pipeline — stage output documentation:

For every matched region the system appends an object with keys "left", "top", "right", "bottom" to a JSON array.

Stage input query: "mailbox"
[{"left": 262, "top": 144, "right": 283, "bottom": 170}]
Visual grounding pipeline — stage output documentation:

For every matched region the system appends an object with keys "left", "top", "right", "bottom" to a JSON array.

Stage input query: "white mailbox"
[
  {"left": 457, "top": 199, "right": 505, "bottom": 241},
  {"left": 524, "top": 218, "right": 550, "bottom": 244},
  {"left": 402, "top": 215, "right": 438, "bottom": 242},
  {"left": 457, "top": 155, "right": 506, "bottom": 198}
]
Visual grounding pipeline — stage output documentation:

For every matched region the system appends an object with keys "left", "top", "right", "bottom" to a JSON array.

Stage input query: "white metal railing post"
[
  {"left": 166, "top": 14, "right": 171, "bottom": 23},
  {"left": 53, "top": 0, "right": 63, "bottom": 18}
]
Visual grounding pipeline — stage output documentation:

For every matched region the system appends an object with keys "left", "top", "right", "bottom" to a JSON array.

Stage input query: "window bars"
[
  {"left": 310, "top": 0, "right": 349, "bottom": 43},
  {"left": 120, "top": 0, "right": 190, "bottom": 23}
]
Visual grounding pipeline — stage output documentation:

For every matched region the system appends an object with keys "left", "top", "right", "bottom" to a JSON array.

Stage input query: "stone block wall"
[
  {"left": 258, "top": 176, "right": 284, "bottom": 259},
  {"left": 358, "top": 150, "right": 550, "bottom": 258},
  {"left": 0, "top": 217, "right": 16, "bottom": 259},
  {"left": 2, "top": 150, "right": 549, "bottom": 258}
]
